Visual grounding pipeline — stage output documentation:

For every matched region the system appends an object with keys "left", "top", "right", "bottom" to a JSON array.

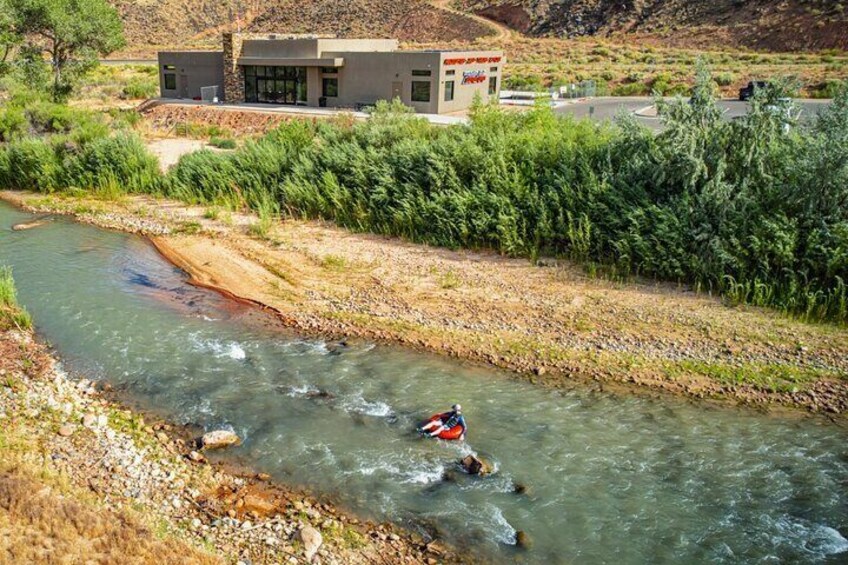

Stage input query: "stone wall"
[{"left": 222, "top": 33, "right": 245, "bottom": 103}]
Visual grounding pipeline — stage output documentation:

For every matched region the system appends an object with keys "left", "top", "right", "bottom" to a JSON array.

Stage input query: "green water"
[{"left": 1, "top": 202, "right": 847, "bottom": 564}]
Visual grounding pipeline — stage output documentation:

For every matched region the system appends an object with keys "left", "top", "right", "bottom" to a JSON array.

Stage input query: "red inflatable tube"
[{"left": 423, "top": 413, "right": 464, "bottom": 441}]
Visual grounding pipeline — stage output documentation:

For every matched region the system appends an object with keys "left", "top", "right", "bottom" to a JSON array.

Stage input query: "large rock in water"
[
  {"left": 460, "top": 455, "right": 491, "bottom": 476},
  {"left": 200, "top": 429, "right": 240, "bottom": 450},
  {"left": 298, "top": 525, "right": 323, "bottom": 560}
]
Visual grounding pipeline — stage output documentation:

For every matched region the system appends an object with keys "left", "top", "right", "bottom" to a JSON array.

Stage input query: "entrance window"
[
  {"left": 321, "top": 67, "right": 338, "bottom": 74},
  {"left": 412, "top": 69, "right": 431, "bottom": 77},
  {"left": 243, "top": 65, "right": 307, "bottom": 104},
  {"left": 164, "top": 73, "right": 176, "bottom": 90},
  {"left": 444, "top": 80, "right": 454, "bottom": 102},
  {"left": 323, "top": 77, "right": 338, "bottom": 97},
  {"left": 412, "top": 81, "right": 431, "bottom": 102},
  {"left": 488, "top": 76, "right": 498, "bottom": 96}
]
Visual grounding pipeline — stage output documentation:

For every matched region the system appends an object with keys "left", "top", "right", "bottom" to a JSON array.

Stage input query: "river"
[{"left": 2, "top": 201, "right": 846, "bottom": 564}]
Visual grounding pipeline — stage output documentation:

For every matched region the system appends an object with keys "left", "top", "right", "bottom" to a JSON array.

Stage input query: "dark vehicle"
[{"left": 739, "top": 81, "right": 768, "bottom": 101}]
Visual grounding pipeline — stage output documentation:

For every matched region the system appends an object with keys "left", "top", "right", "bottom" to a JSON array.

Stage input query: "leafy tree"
[
  {"left": 11, "top": 0, "right": 124, "bottom": 100},
  {"left": 0, "top": 0, "right": 22, "bottom": 75}
]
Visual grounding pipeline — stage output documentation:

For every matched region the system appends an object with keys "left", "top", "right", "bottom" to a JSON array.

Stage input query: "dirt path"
[
  {"left": 4, "top": 190, "right": 847, "bottom": 416},
  {"left": 430, "top": 0, "right": 515, "bottom": 41}
]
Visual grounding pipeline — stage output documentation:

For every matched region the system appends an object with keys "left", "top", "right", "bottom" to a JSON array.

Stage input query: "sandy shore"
[
  {"left": 3, "top": 190, "right": 847, "bottom": 416},
  {"left": 0, "top": 322, "right": 454, "bottom": 564}
]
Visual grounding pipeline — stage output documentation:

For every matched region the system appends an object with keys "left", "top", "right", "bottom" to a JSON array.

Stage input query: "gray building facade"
[{"left": 157, "top": 34, "right": 504, "bottom": 114}]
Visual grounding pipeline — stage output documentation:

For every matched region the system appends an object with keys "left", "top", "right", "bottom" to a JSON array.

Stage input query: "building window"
[
  {"left": 446, "top": 69, "right": 455, "bottom": 76},
  {"left": 488, "top": 76, "right": 498, "bottom": 96},
  {"left": 490, "top": 66, "right": 498, "bottom": 72},
  {"left": 164, "top": 73, "right": 176, "bottom": 90},
  {"left": 163, "top": 64, "right": 176, "bottom": 71},
  {"left": 411, "top": 81, "right": 431, "bottom": 102},
  {"left": 243, "top": 65, "right": 307, "bottom": 104},
  {"left": 321, "top": 67, "right": 338, "bottom": 74},
  {"left": 412, "top": 69, "right": 431, "bottom": 77},
  {"left": 323, "top": 77, "right": 338, "bottom": 97},
  {"left": 444, "top": 80, "right": 454, "bottom": 102}
]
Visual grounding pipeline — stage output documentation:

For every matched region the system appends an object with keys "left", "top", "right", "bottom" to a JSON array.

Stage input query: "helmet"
[{"left": 452, "top": 404, "right": 462, "bottom": 412}]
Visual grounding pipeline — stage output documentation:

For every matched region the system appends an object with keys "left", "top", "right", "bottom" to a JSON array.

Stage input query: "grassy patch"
[
  {"left": 439, "top": 269, "right": 461, "bottom": 289},
  {"left": 0, "top": 267, "right": 32, "bottom": 330},
  {"left": 667, "top": 360, "right": 837, "bottom": 392},
  {"left": 320, "top": 254, "right": 349, "bottom": 271}
]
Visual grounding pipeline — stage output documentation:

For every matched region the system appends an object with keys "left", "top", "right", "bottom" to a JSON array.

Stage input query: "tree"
[
  {"left": 0, "top": 0, "right": 22, "bottom": 75},
  {"left": 11, "top": 0, "right": 124, "bottom": 100}
]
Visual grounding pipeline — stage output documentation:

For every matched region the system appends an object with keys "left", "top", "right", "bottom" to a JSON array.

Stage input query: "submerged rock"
[
  {"left": 298, "top": 525, "right": 323, "bottom": 560},
  {"left": 513, "top": 482, "right": 532, "bottom": 496},
  {"left": 305, "top": 390, "right": 335, "bottom": 400},
  {"left": 200, "top": 429, "right": 240, "bottom": 450},
  {"left": 459, "top": 455, "right": 491, "bottom": 476},
  {"left": 12, "top": 219, "right": 49, "bottom": 231},
  {"left": 516, "top": 530, "right": 532, "bottom": 549}
]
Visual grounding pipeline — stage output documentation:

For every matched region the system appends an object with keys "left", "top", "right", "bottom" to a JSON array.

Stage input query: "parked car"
[{"left": 739, "top": 81, "right": 769, "bottom": 101}]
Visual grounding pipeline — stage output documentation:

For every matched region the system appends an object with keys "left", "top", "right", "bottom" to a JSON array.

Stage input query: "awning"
[{"left": 237, "top": 57, "right": 344, "bottom": 67}]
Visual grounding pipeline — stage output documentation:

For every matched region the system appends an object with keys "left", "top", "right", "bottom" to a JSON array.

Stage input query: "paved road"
[{"left": 554, "top": 97, "right": 832, "bottom": 130}]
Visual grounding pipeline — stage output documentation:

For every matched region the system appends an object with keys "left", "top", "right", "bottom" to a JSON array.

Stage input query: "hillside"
[
  {"left": 110, "top": 0, "right": 494, "bottom": 50},
  {"left": 457, "top": 0, "right": 848, "bottom": 52}
]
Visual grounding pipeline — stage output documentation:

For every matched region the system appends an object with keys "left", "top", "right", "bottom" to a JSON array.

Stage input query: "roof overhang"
[{"left": 237, "top": 57, "right": 344, "bottom": 67}]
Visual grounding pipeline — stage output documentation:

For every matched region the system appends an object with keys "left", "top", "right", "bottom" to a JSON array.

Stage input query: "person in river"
[{"left": 419, "top": 404, "right": 466, "bottom": 440}]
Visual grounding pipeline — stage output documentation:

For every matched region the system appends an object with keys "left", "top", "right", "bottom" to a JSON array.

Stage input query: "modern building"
[{"left": 157, "top": 33, "right": 505, "bottom": 114}]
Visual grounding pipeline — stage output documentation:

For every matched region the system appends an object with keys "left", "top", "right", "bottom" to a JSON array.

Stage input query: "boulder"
[
  {"left": 516, "top": 530, "right": 532, "bottom": 549},
  {"left": 513, "top": 482, "right": 532, "bottom": 496},
  {"left": 242, "top": 493, "right": 276, "bottom": 515},
  {"left": 297, "top": 525, "right": 323, "bottom": 560},
  {"left": 460, "top": 455, "right": 491, "bottom": 476},
  {"left": 200, "top": 429, "right": 240, "bottom": 450},
  {"left": 57, "top": 424, "right": 75, "bottom": 437}
]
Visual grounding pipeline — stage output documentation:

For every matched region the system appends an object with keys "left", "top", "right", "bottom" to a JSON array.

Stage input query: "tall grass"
[
  {"left": 2, "top": 74, "right": 847, "bottom": 324},
  {"left": 0, "top": 267, "right": 32, "bottom": 330}
]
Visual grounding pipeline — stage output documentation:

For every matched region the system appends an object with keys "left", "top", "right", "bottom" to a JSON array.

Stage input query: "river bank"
[
  {"left": 2, "top": 190, "right": 847, "bottom": 416},
  {"left": 0, "top": 311, "right": 455, "bottom": 563}
]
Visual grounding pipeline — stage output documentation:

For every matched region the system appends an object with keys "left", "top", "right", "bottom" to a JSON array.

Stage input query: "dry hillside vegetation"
[
  {"left": 0, "top": 468, "right": 221, "bottom": 565},
  {"left": 110, "top": 0, "right": 493, "bottom": 50},
  {"left": 458, "top": 0, "right": 848, "bottom": 51}
]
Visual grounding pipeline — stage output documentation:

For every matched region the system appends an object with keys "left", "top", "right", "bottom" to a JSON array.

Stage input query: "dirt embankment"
[
  {"left": 0, "top": 316, "right": 455, "bottom": 564},
  {"left": 4, "top": 190, "right": 848, "bottom": 417}
]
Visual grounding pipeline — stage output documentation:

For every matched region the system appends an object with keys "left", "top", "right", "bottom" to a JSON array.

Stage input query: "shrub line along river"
[{"left": 1, "top": 201, "right": 847, "bottom": 564}]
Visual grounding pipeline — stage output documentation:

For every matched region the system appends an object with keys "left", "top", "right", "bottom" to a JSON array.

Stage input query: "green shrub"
[
  {"left": 0, "top": 105, "right": 28, "bottom": 141},
  {"left": 1, "top": 138, "right": 62, "bottom": 192},
  {"left": 65, "top": 133, "right": 160, "bottom": 193},
  {"left": 0, "top": 267, "right": 32, "bottom": 330},
  {"left": 715, "top": 72, "right": 735, "bottom": 86},
  {"left": 120, "top": 77, "right": 158, "bottom": 99},
  {"left": 612, "top": 82, "right": 649, "bottom": 96},
  {"left": 209, "top": 137, "right": 237, "bottom": 149}
]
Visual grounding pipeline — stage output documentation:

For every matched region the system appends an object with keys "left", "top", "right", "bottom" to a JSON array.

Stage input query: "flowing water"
[{"left": 2, "top": 201, "right": 847, "bottom": 564}]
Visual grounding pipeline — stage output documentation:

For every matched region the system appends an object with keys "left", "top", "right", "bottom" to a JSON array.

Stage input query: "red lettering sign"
[
  {"left": 445, "top": 56, "right": 501, "bottom": 66},
  {"left": 462, "top": 70, "right": 487, "bottom": 85}
]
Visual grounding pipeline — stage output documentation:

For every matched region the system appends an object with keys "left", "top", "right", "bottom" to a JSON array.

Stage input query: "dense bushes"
[{"left": 2, "top": 77, "right": 847, "bottom": 324}]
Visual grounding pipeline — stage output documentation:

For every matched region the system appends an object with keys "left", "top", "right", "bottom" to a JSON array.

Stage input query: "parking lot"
[{"left": 553, "top": 96, "right": 833, "bottom": 129}]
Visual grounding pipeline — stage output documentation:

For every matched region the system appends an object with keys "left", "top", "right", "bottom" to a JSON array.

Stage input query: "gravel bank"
[
  {"left": 3, "top": 190, "right": 846, "bottom": 416},
  {"left": 0, "top": 326, "right": 456, "bottom": 564}
]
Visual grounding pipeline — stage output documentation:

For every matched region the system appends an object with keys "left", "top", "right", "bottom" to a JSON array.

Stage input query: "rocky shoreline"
[
  {"left": 2, "top": 190, "right": 847, "bottom": 418},
  {"left": 0, "top": 326, "right": 457, "bottom": 564}
]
